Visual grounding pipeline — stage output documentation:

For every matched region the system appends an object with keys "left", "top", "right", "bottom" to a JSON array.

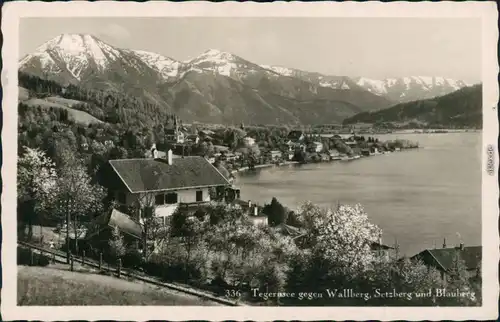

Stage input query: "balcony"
[{"left": 177, "top": 201, "right": 211, "bottom": 214}]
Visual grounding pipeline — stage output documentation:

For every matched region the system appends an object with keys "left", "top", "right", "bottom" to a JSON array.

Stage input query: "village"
[{"left": 17, "top": 113, "right": 481, "bottom": 306}]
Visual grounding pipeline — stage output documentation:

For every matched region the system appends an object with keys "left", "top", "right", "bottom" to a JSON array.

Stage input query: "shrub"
[
  {"left": 143, "top": 243, "right": 210, "bottom": 284},
  {"left": 122, "top": 245, "right": 144, "bottom": 269},
  {"left": 17, "top": 247, "right": 51, "bottom": 267}
]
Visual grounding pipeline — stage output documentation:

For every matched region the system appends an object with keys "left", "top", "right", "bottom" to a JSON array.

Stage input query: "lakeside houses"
[
  {"left": 309, "top": 141, "right": 324, "bottom": 153},
  {"left": 268, "top": 150, "right": 283, "bottom": 161},
  {"left": 328, "top": 148, "right": 342, "bottom": 160},
  {"left": 411, "top": 242, "right": 482, "bottom": 283}
]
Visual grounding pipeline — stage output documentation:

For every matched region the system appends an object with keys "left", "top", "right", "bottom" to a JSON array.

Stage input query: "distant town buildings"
[{"left": 243, "top": 136, "right": 256, "bottom": 147}]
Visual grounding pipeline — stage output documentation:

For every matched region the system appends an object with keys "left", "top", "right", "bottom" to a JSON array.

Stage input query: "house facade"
[
  {"left": 243, "top": 136, "right": 256, "bottom": 147},
  {"left": 105, "top": 150, "right": 234, "bottom": 225},
  {"left": 310, "top": 141, "right": 324, "bottom": 153}
]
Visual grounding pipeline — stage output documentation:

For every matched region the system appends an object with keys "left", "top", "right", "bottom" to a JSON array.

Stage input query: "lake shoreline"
[{"left": 231, "top": 147, "right": 419, "bottom": 175}]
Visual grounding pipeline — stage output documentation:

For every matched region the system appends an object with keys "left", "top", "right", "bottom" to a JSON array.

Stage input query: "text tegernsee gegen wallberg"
[{"left": 250, "top": 288, "right": 477, "bottom": 302}]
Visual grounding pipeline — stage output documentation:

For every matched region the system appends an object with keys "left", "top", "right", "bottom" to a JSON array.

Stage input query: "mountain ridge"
[
  {"left": 342, "top": 84, "right": 482, "bottom": 128},
  {"left": 19, "top": 33, "right": 473, "bottom": 124}
]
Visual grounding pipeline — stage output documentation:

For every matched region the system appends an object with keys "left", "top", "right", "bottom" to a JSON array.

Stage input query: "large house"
[
  {"left": 102, "top": 150, "right": 235, "bottom": 225},
  {"left": 411, "top": 243, "right": 482, "bottom": 283}
]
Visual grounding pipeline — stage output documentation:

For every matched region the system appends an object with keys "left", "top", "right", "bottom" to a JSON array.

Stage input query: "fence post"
[
  {"left": 99, "top": 252, "right": 102, "bottom": 270},
  {"left": 82, "top": 250, "right": 86, "bottom": 266},
  {"left": 29, "top": 248, "right": 34, "bottom": 266},
  {"left": 70, "top": 254, "right": 74, "bottom": 271},
  {"left": 117, "top": 258, "right": 122, "bottom": 278}
]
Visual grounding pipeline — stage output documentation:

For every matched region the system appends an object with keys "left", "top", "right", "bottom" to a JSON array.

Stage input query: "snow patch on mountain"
[
  {"left": 260, "top": 65, "right": 294, "bottom": 77},
  {"left": 356, "top": 77, "right": 388, "bottom": 94},
  {"left": 130, "top": 50, "right": 184, "bottom": 79}
]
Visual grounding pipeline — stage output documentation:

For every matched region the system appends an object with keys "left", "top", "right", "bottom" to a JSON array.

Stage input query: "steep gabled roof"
[
  {"left": 412, "top": 246, "right": 482, "bottom": 271},
  {"left": 85, "top": 208, "right": 143, "bottom": 240},
  {"left": 109, "top": 156, "right": 231, "bottom": 193}
]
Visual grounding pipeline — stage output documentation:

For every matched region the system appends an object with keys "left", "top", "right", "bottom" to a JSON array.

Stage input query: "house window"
[
  {"left": 155, "top": 194, "right": 165, "bottom": 206},
  {"left": 165, "top": 192, "right": 178, "bottom": 204},
  {"left": 196, "top": 190, "right": 203, "bottom": 202},
  {"left": 117, "top": 192, "right": 126, "bottom": 204}
]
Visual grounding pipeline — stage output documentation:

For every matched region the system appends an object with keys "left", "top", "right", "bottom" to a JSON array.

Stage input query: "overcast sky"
[{"left": 20, "top": 17, "right": 481, "bottom": 82}]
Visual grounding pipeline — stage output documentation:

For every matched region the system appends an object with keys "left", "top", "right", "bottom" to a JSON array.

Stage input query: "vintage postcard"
[{"left": 1, "top": 1, "right": 498, "bottom": 320}]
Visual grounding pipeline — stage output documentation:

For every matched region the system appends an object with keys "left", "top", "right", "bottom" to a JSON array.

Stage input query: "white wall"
[{"left": 117, "top": 187, "right": 211, "bottom": 222}]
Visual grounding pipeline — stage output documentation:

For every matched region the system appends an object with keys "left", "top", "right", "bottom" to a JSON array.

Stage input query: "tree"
[
  {"left": 17, "top": 147, "right": 58, "bottom": 240},
  {"left": 108, "top": 226, "right": 126, "bottom": 259},
  {"left": 51, "top": 154, "right": 106, "bottom": 260},
  {"left": 443, "top": 251, "right": 476, "bottom": 305},
  {"left": 262, "top": 197, "right": 288, "bottom": 227},
  {"left": 296, "top": 202, "right": 381, "bottom": 275}
]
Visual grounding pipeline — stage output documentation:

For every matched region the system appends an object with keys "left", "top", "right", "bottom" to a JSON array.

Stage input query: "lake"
[{"left": 234, "top": 133, "right": 482, "bottom": 256}]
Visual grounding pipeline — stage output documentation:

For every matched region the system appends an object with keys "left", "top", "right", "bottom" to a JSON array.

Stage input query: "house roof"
[
  {"left": 108, "top": 209, "right": 143, "bottom": 239},
  {"left": 287, "top": 131, "right": 304, "bottom": 141},
  {"left": 371, "top": 241, "right": 395, "bottom": 250},
  {"left": 274, "top": 223, "right": 306, "bottom": 238},
  {"left": 86, "top": 208, "right": 143, "bottom": 240},
  {"left": 412, "top": 246, "right": 482, "bottom": 271},
  {"left": 109, "top": 156, "right": 231, "bottom": 193}
]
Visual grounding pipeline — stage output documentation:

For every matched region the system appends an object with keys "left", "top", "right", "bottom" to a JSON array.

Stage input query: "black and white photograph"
[{"left": 2, "top": 1, "right": 498, "bottom": 321}]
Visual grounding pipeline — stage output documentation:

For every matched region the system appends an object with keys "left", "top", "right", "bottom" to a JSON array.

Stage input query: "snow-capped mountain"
[
  {"left": 21, "top": 33, "right": 471, "bottom": 125},
  {"left": 354, "top": 76, "right": 471, "bottom": 103},
  {"left": 187, "top": 49, "right": 275, "bottom": 80},
  {"left": 260, "top": 64, "right": 358, "bottom": 91},
  {"left": 19, "top": 33, "right": 165, "bottom": 97},
  {"left": 20, "top": 33, "right": 126, "bottom": 81}
]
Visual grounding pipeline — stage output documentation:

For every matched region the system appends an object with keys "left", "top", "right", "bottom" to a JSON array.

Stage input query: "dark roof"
[
  {"left": 109, "top": 156, "right": 231, "bottom": 193},
  {"left": 371, "top": 241, "right": 395, "bottom": 250},
  {"left": 287, "top": 130, "right": 304, "bottom": 141},
  {"left": 86, "top": 208, "right": 143, "bottom": 240},
  {"left": 108, "top": 209, "right": 143, "bottom": 239},
  {"left": 412, "top": 246, "right": 482, "bottom": 271},
  {"left": 275, "top": 223, "right": 306, "bottom": 238}
]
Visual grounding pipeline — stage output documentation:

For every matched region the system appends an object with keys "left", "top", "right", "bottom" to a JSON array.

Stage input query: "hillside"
[
  {"left": 18, "top": 265, "right": 221, "bottom": 305},
  {"left": 21, "top": 94, "right": 103, "bottom": 126},
  {"left": 343, "top": 85, "right": 482, "bottom": 128}
]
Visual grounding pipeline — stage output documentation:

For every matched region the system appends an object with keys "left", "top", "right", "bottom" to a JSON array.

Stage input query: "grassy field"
[
  {"left": 18, "top": 265, "right": 222, "bottom": 306},
  {"left": 23, "top": 97, "right": 103, "bottom": 126}
]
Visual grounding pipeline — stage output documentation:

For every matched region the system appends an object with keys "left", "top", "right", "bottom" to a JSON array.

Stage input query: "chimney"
[
  {"left": 459, "top": 242, "right": 464, "bottom": 250},
  {"left": 443, "top": 238, "right": 447, "bottom": 249},
  {"left": 167, "top": 149, "right": 173, "bottom": 165}
]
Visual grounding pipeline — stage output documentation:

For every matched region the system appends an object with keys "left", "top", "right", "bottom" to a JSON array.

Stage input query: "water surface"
[{"left": 235, "top": 133, "right": 482, "bottom": 256}]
